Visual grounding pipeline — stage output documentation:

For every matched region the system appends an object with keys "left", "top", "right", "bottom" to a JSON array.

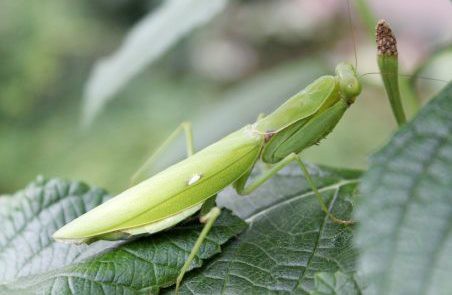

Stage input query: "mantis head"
[{"left": 336, "top": 62, "right": 361, "bottom": 105}]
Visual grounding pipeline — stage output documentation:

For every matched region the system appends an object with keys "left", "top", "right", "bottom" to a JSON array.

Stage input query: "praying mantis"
[{"left": 53, "top": 62, "right": 362, "bottom": 291}]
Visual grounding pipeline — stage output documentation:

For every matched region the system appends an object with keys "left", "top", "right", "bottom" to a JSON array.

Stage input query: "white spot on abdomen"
[{"left": 188, "top": 174, "right": 202, "bottom": 185}]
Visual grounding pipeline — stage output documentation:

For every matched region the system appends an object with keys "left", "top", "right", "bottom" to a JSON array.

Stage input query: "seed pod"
[{"left": 376, "top": 19, "right": 406, "bottom": 126}]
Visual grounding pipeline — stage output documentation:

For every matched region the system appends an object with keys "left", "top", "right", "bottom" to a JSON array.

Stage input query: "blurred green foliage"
[{"left": 0, "top": 0, "right": 449, "bottom": 194}]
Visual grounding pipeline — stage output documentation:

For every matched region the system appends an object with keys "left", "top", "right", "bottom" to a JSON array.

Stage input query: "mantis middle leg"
[{"left": 234, "top": 153, "right": 353, "bottom": 225}]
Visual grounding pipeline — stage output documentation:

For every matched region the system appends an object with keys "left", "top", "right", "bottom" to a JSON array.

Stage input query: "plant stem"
[
  {"left": 353, "top": 0, "right": 419, "bottom": 119},
  {"left": 376, "top": 20, "right": 406, "bottom": 126},
  {"left": 354, "top": 0, "right": 376, "bottom": 38},
  {"left": 378, "top": 56, "right": 407, "bottom": 126}
]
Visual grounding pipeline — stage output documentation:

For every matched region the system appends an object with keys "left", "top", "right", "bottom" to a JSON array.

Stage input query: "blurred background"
[{"left": 0, "top": 0, "right": 451, "bottom": 194}]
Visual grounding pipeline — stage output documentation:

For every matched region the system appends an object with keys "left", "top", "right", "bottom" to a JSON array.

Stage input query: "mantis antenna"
[
  {"left": 346, "top": 0, "right": 359, "bottom": 70},
  {"left": 360, "top": 72, "right": 448, "bottom": 84}
]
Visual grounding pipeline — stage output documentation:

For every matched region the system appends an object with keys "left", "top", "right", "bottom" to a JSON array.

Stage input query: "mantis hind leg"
[
  {"left": 234, "top": 153, "right": 353, "bottom": 225},
  {"left": 175, "top": 207, "right": 221, "bottom": 293},
  {"left": 130, "top": 121, "right": 194, "bottom": 185}
]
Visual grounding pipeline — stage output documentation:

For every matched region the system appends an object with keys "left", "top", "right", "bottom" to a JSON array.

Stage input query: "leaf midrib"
[{"left": 217, "top": 178, "right": 359, "bottom": 294}]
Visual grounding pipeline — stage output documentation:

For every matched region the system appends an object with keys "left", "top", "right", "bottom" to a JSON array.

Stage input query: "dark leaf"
[
  {"left": 0, "top": 177, "right": 246, "bottom": 294},
  {"left": 309, "top": 271, "right": 362, "bottom": 295},
  {"left": 355, "top": 83, "right": 452, "bottom": 295},
  {"left": 169, "top": 164, "right": 362, "bottom": 294}
]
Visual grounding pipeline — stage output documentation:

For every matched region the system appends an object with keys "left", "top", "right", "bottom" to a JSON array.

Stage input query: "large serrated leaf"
[
  {"left": 0, "top": 163, "right": 363, "bottom": 294},
  {"left": 0, "top": 176, "right": 111, "bottom": 282},
  {"left": 166, "top": 164, "right": 362, "bottom": 294},
  {"left": 0, "top": 177, "right": 246, "bottom": 294},
  {"left": 309, "top": 271, "right": 362, "bottom": 295},
  {"left": 355, "top": 82, "right": 452, "bottom": 295}
]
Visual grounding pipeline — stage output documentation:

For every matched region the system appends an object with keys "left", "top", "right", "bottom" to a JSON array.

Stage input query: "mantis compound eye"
[
  {"left": 335, "top": 62, "right": 361, "bottom": 104},
  {"left": 341, "top": 77, "right": 361, "bottom": 101}
]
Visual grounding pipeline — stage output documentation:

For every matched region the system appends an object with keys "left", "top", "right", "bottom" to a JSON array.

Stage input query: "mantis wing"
[
  {"left": 255, "top": 75, "right": 338, "bottom": 133},
  {"left": 53, "top": 126, "right": 263, "bottom": 243}
]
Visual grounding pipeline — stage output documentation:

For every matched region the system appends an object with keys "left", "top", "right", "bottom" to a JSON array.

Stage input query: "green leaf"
[
  {"left": 355, "top": 83, "right": 452, "bottom": 295},
  {"left": 0, "top": 177, "right": 246, "bottom": 294},
  {"left": 0, "top": 176, "right": 111, "bottom": 282},
  {"left": 309, "top": 271, "right": 362, "bottom": 295},
  {"left": 168, "top": 164, "right": 362, "bottom": 294},
  {"left": 0, "top": 164, "right": 364, "bottom": 294},
  {"left": 82, "top": 0, "right": 228, "bottom": 127}
]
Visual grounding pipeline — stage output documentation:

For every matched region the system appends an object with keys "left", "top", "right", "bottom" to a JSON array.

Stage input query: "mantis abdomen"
[{"left": 53, "top": 128, "right": 263, "bottom": 243}]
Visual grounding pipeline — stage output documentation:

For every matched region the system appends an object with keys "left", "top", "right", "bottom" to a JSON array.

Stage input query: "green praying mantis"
[{"left": 53, "top": 62, "right": 362, "bottom": 291}]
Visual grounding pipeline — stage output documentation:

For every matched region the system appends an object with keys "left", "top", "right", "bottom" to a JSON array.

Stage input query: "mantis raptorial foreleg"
[
  {"left": 175, "top": 206, "right": 221, "bottom": 293},
  {"left": 130, "top": 121, "right": 195, "bottom": 185},
  {"left": 234, "top": 153, "right": 299, "bottom": 195},
  {"left": 234, "top": 153, "right": 353, "bottom": 225}
]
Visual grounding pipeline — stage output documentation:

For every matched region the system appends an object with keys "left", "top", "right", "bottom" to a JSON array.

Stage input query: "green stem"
[
  {"left": 354, "top": 0, "right": 420, "bottom": 118},
  {"left": 354, "top": 0, "right": 376, "bottom": 38},
  {"left": 376, "top": 20, "right": 407, "bottom": 126},
  {"left": 378, "top": 55, "right": 406, "bottom": 125},
  {"left": 398, "top": 78, "right": 419, "bottom": 118}
]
